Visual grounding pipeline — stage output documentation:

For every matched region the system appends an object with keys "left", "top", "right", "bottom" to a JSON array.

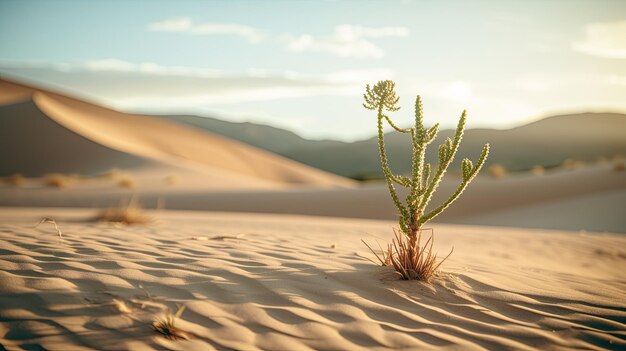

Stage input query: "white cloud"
[
  {"left": 147, "top": 17, "right": 193, "bottom": 32},
  {"left": 282, "top": 24, "right": 409, "bottom": 59},
  {"left": 82, "top": 59, "right": 223, "bottom": 77},
  {"left": 147, "top": 17, "right": 264, "bottom": 43},
  {"left": 0, "top": 59, "right": 394, "bottom": 108},
  {"left": 78, "top": 59, "right": 392, "bottom": 83},
  {"left": 572, "top": 21, "right": 626, "bottom": 59},
  {"left": 112, "top": 86, "right": 358, "bottom": 110},
  {"left": 146, "top": 19, "right": 409, "bottom": 57}
]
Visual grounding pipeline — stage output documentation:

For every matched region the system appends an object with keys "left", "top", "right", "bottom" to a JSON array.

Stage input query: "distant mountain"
[
  {"left": 162, "top": 114, "right": 347, "bottom": 156},
  {"left": 159, "top": 113, "right": 626, "bottom": 179}
]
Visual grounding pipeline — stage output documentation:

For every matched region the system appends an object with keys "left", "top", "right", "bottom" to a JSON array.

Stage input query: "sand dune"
[
  {"left": 2, "top": 163, "right": 624, "bottom": 232},
  {"left": 0, "top": 78, "right": 35, "bottom": 105},
  {"left": 0, "top": 77, "right": 354, "bottom": 188},
  {"left": 0, "top": 208, "right": 624, "bottom": 350},
  {"left": 0, "top": 98, "right": 152, "bottom": 176}
]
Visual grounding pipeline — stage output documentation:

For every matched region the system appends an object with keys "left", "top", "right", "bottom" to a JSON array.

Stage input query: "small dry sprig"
[
  {"left": 152, "top": 305, "right": 190, "bottom": 340},
  {"left": 34, "top": 217, "right": 63, "bottom": 239},
  {"left": 361, "top": 238, "right": 392, "bottom": 266}
]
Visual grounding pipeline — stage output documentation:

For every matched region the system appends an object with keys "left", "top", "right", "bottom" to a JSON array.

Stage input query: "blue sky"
[{"left": 1, "top": 0, "right": 625, "bottom": 141}]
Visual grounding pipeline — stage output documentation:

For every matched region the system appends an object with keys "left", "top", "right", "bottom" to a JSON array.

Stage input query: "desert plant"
[
  {"left": 488, "top": 164, "right": 508, "bottom": 178},
  {"left": 152, "top": 305, "right": 190, "bottom": 340},
  {"left": 562, "top": 158, "right": 584, "bottom": 170},
  {"left": 43, "top": 173, "right": 79, "bottom": 188},
  {"left": 93, "top": 198, "right": 151, "bottom": 225},
  {"left": 530, "top": 165, "right": 545, "bottom": 176},
  {"left": 6, "top": 173, "right": 26, "bottom": 186},
  {"left": 118, "top": 176, "right": 136, "bottom": 189},
  {"left": 363, "top": 80, "right": 489, "bottom": 280}
]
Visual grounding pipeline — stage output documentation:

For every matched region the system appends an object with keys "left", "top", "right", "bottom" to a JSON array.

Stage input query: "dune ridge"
[
  {"left": 0, "top": 208, "right": 624, "bottom": 350},
  {"left": 0, "top": 77, "right": 354, "bottom": 188}
]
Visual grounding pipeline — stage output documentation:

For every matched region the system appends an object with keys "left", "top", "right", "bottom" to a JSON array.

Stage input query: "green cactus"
[{"left": 363, "top": 80, "right": 489, "bottom": 242}]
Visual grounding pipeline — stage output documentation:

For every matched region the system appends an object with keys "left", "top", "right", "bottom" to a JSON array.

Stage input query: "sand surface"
[
  {"left": 1, "top": 208, "right": 624, "bottom": 350},
  {"left": 2, "top": 164, "right": 624, "bottom": 233}
]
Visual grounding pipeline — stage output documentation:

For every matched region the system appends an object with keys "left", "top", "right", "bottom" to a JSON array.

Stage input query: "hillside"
[{"left": 161, "top": 113, "right": 626, "bottom": 178}]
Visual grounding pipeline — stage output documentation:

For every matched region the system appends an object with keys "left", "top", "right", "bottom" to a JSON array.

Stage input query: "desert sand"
[
  {"left": 1, "top": 76, "right": 626, "bottom": 350},
  {"left": 2, "top": 163, "right": 624, "bottom": 233},
  {"left": 0, "top": 208, "right": 624, "bottom": 350}
]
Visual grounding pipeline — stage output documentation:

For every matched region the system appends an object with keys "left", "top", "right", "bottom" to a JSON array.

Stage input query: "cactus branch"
[
  {"left": 384, "top": 115, "right": 412, "bottom": 133},
  {"left": 364, "top": 80, "right": 489, "bottom": 240},
  {"left": 377, "top": 112, "right": 408, "bottom": 221},
  {"left": 419, "top": 143, "right": 490, "bottom": 225},
  {"left": 419, "top": 110, "right": 467, "bottom": 212}
]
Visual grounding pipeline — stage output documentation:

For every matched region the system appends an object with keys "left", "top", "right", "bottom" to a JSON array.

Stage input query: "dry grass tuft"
[
  {"left": 488, "top": 164, "right": 507, "bottom": 178},
  {"left": 6, "top": 173, "right": 26, "bottom": 186},
  {"left": 562, "top": 158, "right": 584, "bottom": 170},
  {"left": 165, "top": 175, "right": 178, "bottom": 185},
  {"left": 118, "top": 176, "right": 136, "bottom": 189},
  {"left": 530, "top": 165, "right": 545, "bottom": 176},
  {"left": 364, "top": 229, "right": 452, "bottom": 281},
  {"left": 43, "top": 173, "right": 79, "bottom": 188},
  {"left": 94, "top": 199, "right": 151, "bottom": 225},
  {"left": 152, "top": 305, "right": 190, "bottom": 340}
]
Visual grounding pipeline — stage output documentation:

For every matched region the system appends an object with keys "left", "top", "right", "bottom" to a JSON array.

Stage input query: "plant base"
[{"left": 364, "top": 228, "right": 452, "bottom": 281}]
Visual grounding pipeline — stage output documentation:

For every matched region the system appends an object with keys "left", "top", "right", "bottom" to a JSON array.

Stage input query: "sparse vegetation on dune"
[
  {"left": 42, "top": 173, "right": 80, "bottom": 188},
  {"left": 488, "top": 164, "right": 508, "bottom": 178},
  {"left": 97, "top": 168, "right": 138, "bottom": 188},
  {"left": 562, "top": 158, "right": 584, "bottom": 170},
  {"left": 165, "top": 175, "right": 178, "bottom": 185},
  {"left": 6, "top": 173, "right": 26, "bottom": 186},
  {"left": 152, "top": 305, "right": 190, "bottom": 340},
  {"left": 530, "top": 165, "right": 545, "bottom": 176},
  {"left": 117, "top": 176, "right": 136, "bottom": 189},
  {"left": 93, "top": 199, "right": 151, "bottom": 225},
  {"left": 362, "top": 80, "right": 489, "bottom": 281}
]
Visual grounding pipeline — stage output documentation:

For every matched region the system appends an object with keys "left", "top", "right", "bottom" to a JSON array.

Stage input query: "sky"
[{"left": 0, "top": 0, "right": 625, "bottom": 141}]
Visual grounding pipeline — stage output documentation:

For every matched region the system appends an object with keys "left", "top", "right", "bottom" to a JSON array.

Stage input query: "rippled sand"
[{"left": 1, "top": 208, "right": 624, "bottom": 350}]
